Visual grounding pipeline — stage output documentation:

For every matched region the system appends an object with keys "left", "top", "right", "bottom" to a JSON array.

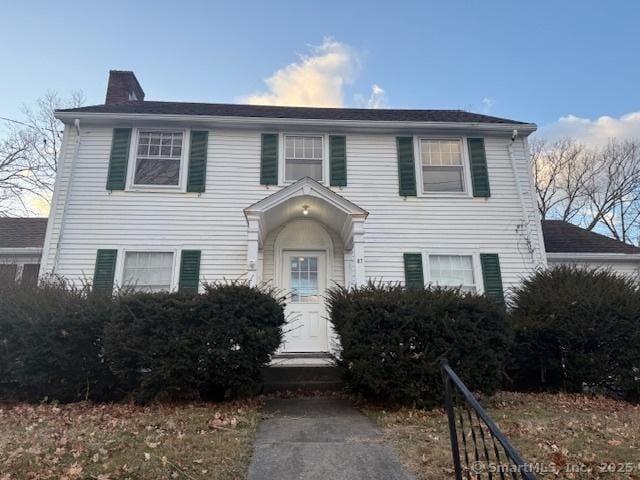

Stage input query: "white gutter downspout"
[
  {"left": 508, "top": 130, "right": 543, "bottom": 268},
  {"left": 52, "top": 118, "right": 81, "bottom": 274}
]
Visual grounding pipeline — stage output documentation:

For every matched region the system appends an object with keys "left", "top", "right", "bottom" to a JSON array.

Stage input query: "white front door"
[{"left": 281, "top": 251, "right": 328, "bottom": 352}]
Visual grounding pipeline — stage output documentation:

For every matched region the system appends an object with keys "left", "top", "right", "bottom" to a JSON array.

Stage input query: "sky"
[{"left": 1, "top": 0, "right": 640, "bottom": 144}]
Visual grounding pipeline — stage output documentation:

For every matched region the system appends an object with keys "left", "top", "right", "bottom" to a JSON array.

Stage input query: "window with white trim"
[
  {"left": 123, "top": 252, "right": 173, "bottom": 292},
  {"left": 134, "top": 131, "right": 183, "bottom": 186},
  {"left": 285, "top": 135, "right": 323, "bottom": 182},
  {"left": 420, "top": 139, "right": 465, "bottom": 192},
  {"left": 429, "top": 255, "right": 476, "bottom": 292}
]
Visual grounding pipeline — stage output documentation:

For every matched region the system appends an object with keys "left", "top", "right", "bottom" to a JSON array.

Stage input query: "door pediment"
[{"left": 244, "top": 177, "right": 368, "bottom": 247}]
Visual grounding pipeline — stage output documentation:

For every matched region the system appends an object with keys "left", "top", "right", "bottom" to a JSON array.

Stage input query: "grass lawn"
[
  {"left": 365, "top": 392, "right": 640, "bottom": 480},
  {"left": 0, "top": 399, "right": 262, "bottom": 480}
]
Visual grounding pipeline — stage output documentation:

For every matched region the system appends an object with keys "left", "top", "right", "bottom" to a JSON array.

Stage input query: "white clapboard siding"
[{"left": 42, "top": 126, "right": 544, "bottom": 292}]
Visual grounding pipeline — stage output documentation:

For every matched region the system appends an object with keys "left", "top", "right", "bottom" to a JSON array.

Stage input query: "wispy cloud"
[
  {"left": 481, "top": 97, "right": 494, "bottom": 114},
  {"left": 366, "top": 84, "right": 387, "bottom": 109},
  {"left": 242, "top": 38, "right": 360, "bottom": 107},
  {"left": 538, "top": 111, "right": 640, "bottom": 147}
]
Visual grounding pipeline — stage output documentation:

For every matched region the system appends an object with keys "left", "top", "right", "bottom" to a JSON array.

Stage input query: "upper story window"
[
  {"left": 134, "top": 131, "right": 184, "bottom": 186},
  {"left": 285, "top": 135, "right": 323, "bottom": 182},
  {"left": 420, "top": 139, "right": 465, "bottom": 193},
  {"left": 123, "top": 251, "right": 173, "bottom": 292},
  {"left": 429, "top": 254, "right": 476, "bottom": 292}
]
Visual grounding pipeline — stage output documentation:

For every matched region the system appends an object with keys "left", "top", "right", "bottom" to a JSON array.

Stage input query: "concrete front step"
[{"left": 261, "top": 366, "right": 345, "bottom": 393}]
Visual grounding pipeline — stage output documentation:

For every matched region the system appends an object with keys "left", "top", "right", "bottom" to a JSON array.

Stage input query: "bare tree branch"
[
  {"left": 0, "top": 90, "right": 83, "bottom": 216},
  {"left": 532, "top": 137, "right": 640, "bottom": 245}
]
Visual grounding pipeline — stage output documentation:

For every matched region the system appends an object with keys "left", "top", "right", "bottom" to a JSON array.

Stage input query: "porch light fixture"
[{"left": 302, "top": 205, "right": 310, "bottom": 216}]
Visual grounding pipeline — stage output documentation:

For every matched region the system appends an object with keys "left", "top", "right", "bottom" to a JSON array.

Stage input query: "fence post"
[{"left": 441, "top": 359, "right": 463, "bottom": 480}]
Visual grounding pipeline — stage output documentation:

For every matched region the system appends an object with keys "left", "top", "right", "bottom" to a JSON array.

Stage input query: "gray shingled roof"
[
  {"left": 58, "top": 101, "right": 529, "bottom": 124},
  {"left": 542, "top": 220, "right": 640, "bottom": 254},
  {"left": 0, "top": 218, "right": 47, "bottom": 249}
]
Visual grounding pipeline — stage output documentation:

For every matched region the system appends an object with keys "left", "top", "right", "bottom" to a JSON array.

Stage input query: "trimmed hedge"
[
  {"left": 508, "top": 265, "right": 640, "bottom": 399},
  {"left": 104, "top": 283, "right": 285, "bottom": 404},
  {"left": 0, "top": 278, "right": 119, "bottom": 403},
  {"left": 327, "top": 283, "right": 511, "bottom": 407}
]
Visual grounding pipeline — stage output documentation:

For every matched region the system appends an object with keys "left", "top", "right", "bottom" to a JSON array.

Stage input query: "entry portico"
[
  {"left": 244, "top": 177, "right": 368, "bottom": 353},
  {"left": 244, "top": 177, "right": 369, "bottom": 288}
]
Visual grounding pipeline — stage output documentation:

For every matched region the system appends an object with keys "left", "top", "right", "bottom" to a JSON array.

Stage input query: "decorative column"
[
  {"left": 351, "top": 218, "right": 366, "bottom": 286},
  {"left": 246, "top": 215, "right": 261, "bottom": 286}
]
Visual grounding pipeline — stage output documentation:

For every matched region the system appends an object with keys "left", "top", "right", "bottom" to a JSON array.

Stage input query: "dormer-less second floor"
[{"left": 54, "top": 73, "right": 538, "bottom": 209}]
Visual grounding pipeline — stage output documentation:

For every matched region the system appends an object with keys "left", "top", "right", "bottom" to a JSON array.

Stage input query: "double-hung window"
[
  {"left": 420, "top": 139, "right": 465, "bottom": 193},
  {"left": 134, "top": 131, "right": 184, "bottom": 186},
  {"left": 284, "top": 135, "right": 323, "bottom": 182},
  {"left": 122, "top": 252, "right": 174, "bottom": 292},
  {"left": 429, "top": 255, "right": 476, "bottom": 292}
]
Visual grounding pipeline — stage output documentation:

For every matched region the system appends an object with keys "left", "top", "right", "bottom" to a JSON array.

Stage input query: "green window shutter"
[
  {"left": 260, "top": 133, "right": 278, "bottom": 185},
  {"left": 468, "top": 137, "right": 491, "bottom": 197},
  {"left": 93, "top": 249, "right": 117, "bottom": 293},
  {"left": 403, "top": 253, "right": 424, "bottom": 288},
  {"left": 179, "top": 250, "right": 201, "bottom": 293},
  {"left": 106, "top": 128, "right": 132, "bottom": 190},
  {"left": 480, "top": 253, "right": 504, "bottom": 301},
  {"left": 329, "top": 135, "right": 347, "bottom": 186},
  {"left": 187, "top": 130, "right": 208, "bottom": 193},
  {"left": 396, "top": 137, "right": 417, "bottom": 196}
]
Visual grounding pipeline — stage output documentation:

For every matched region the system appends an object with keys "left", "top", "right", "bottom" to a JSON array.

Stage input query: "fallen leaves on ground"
[
  {"left": 365, "top": 392, "right": 640, "bottom": 480},
  {"left": 0, "top": 399, "right": 262, "bottom": 480}
]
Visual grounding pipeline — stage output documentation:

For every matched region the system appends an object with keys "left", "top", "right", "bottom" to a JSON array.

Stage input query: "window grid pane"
[
  {"left": 285, "top": 135, "right": 323, "bottom": 182},
  {"left": 134, "top": 131, "right": 183, "bottom": 186},
  {"left": 421, "top": 139, "right": 462, "bottom": 167},
  {"left": 421, "top": 139, "right": 464, "bottom": 192},
  {"left": 123, "top": 252, "right": 173, "bottom": 292},
  {"left": 422, "top": 165, "right": 464, "bottom": 192},
  {"left": 429, "top": 255, "right": 475, "bottom": 291}
]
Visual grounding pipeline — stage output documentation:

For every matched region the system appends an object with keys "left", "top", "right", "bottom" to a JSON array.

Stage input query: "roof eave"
[
  {"left": 55, "top": 111, "right": 537, "bottom": 135},
  {"left": 547, "top": 252, "right": 640, "bottom": 261},
  {"left": 0, "top": 247, "right": 43, "bottom": 255}
]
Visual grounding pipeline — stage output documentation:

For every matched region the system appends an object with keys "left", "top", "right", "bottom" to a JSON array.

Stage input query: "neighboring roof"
[
  {"left": 58, "top": 101, "right": 528, "bottom": 124},
  {"left": 542, "top": 220, "right": 640, "bottom": 254},
  {"left": 0, "top": 218, "right": 48, "bottom": 249}
]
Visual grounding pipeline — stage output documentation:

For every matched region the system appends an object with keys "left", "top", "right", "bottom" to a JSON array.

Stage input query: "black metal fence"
[{"left": 441, "top": 360, "right": 538, "bottom": 480}]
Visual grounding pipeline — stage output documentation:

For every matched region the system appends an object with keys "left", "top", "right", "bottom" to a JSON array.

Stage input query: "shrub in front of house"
[
  {"left": 508, "top": 265, "right": 640, "bottom": 399},
  {"left": 0, "top": 277, "right": 120, "bottom": 403},
  {"left": 104, "top": 282, "right": 286, "bottom": 404},
  {"left": 327, "top": 282, "right": 511, "bottom": 407}
]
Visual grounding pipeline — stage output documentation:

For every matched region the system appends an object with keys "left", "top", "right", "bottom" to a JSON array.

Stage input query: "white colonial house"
[{"left": 41, "top": 70, "right": 547, "bottom": 355}]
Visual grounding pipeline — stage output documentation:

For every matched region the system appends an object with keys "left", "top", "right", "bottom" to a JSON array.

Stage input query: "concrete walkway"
[{"left": 247, "top": 398, "right": 415, "bottom": 480}]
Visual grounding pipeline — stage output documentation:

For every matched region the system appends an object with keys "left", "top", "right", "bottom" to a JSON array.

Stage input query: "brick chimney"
[{"left": 105, "top": 70, "right": 145, "bottom": 104}]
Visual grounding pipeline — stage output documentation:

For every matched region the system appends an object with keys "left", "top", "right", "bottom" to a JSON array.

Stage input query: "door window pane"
[
  {"left": 429, "top": 255, "right": 476, "bottom": 292},
  {"left": 123, "top": 252, "right": 173, "bottom": 292},
  {"left": 290, "top": 255, "right": 319, "bottom": 303}
]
